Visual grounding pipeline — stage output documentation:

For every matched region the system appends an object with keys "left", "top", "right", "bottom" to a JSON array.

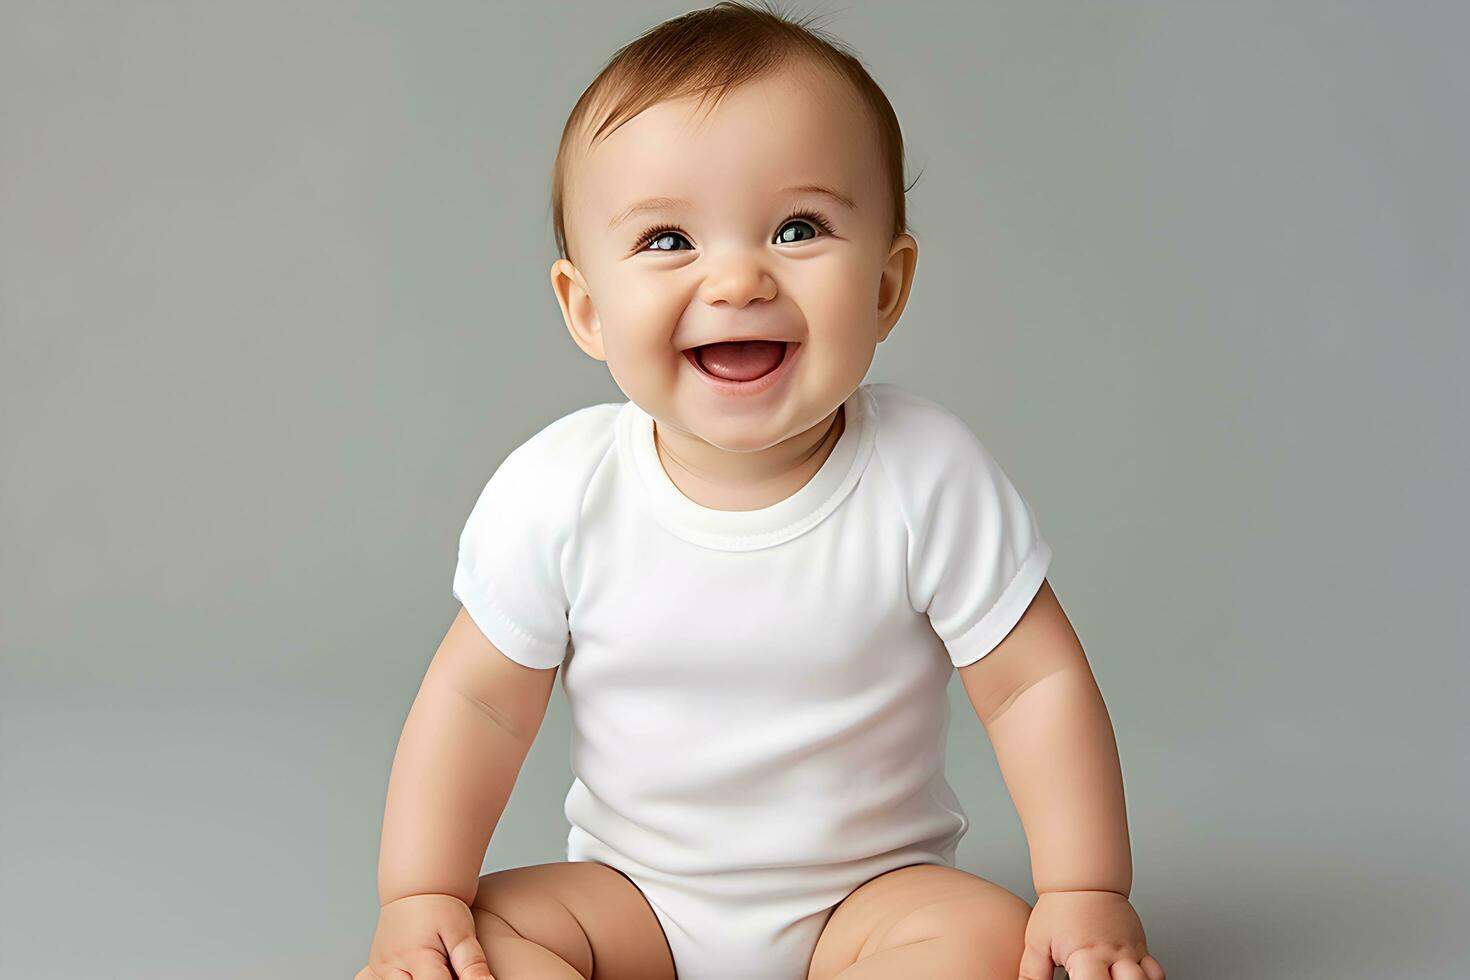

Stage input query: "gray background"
[{"left": 2, "top": 1, "right": 1466, "bottom": 978}]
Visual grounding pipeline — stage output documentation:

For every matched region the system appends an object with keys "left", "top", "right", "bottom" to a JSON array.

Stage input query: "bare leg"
[
  {"left": 829, "top": 933, "right": 1025, "bottom": 979},
  {"left": 472, "top": 907, "right": 587, "bottom": 979},
  {"left": 470, "top": 861, "right": 676, "bottom": 980},
  {"left": 808, "top": 864, "right": 1031, "bottom": 980}
]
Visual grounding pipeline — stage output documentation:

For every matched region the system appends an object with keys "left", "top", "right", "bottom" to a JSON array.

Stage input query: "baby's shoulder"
[
  {"left": 471, "top": 401, "right": 621, "bottom": 513},
  {"left": 866, "top": 382, "right": 989, "bottom": 468},
  {"left": 864, "top": 382, "right": 1030, "bottom": 526},
  {"left": 502, "top": 401, "right": 620, "bottom": 468}
]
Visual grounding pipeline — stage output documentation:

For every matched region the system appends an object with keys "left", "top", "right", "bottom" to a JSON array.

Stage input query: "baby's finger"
[
  {"left": 1017, "top": 942, "right": 1054, "bottom": 980},
  {"left": 353, "top": 969, "right": 379, "bottom": 980},
  {"left": 1109, "top": 958, "right": 1148, "bottom": 980},
  {"left": 402, "top": 949, "right": 454, "bottom": 980},
  {"left": 1140, "top": 953, "right": 1166, "bottom": 980},
  {"left": 444, "top": 928, "right": 496, "bottom": 980},
  {"left": 368, "top": 967, "right": 411, "bottom": 980},
  {"left": 1064, "top": 953, "right": 1112, "bottom": 980}
]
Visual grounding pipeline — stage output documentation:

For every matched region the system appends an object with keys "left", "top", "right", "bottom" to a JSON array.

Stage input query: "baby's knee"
[{"left": 470, "top": 905, "right": 589, "bottom": 980}]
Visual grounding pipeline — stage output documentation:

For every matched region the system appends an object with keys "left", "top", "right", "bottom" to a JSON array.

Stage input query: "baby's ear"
[
  {"left": 876, "top": 233, "right": 918, "bottom": 341},
  {"left": 549, "top": 258, "right": 606, "bottom": 361}
]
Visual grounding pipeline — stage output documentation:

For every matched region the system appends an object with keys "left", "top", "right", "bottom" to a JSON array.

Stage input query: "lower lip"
[{"left": 683, "top": 342, "right": 800, "bottom": 397}]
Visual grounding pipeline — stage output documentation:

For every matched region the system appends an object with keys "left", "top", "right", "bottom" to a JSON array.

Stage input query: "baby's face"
[{"left": 551, "top": 61, "right": 917, "bottom": 456}]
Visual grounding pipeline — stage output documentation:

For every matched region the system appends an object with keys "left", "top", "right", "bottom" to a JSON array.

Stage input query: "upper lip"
[{"left": 679, "top": 336, "right": 797, "bottom": 351}]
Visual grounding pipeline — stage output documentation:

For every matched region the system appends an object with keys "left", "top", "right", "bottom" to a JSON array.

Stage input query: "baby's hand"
[
  {"left": 356, "top": 893, "right": 494, "bottom": 980},
  {"left": 1017, "top": 889, "right": 1165, "bottom": 980}
]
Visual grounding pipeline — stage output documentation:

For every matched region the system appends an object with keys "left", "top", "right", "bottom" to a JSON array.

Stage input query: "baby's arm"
[
  {"left": 958, "top": 578, "right": 1131, "bottom": 895},
  {"left": 377, "top": 606, "right": 558, "bottom": 907},
  {"left": 959, "top": 579, "right": 1164, "bottom": 976}
]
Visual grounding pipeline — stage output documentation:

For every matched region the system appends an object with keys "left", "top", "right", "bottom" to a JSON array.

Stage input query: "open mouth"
[{"left": 683, "top": 340, "right": 798, "bottom": 395}]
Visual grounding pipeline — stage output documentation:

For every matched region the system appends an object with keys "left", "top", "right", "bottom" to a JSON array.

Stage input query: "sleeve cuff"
[
  {"left": 943, "top": 538, "right": 1053, "bottom": 668},
  {"left": 452, "top": 573, "right": 567, "bottom": 670}
]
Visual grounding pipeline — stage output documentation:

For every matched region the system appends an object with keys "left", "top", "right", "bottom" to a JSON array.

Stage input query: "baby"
[{"left": 359, "top": 4, "right": 1165, "bottom": 980}]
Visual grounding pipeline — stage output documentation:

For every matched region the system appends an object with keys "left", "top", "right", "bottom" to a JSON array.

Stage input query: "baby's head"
[{"left": 547, "top": 1, "right": 919, "bottom": 456}]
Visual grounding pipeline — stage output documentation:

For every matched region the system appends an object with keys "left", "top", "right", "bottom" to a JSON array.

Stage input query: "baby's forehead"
[
  {"left": 591, "top": 63, "right": 868, "bottom": 157},
  {"left": 583, "top": 89, "right": 874, "bottom": 186}
]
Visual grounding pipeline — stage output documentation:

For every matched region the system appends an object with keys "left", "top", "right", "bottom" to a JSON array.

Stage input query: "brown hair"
[{"left": 548, "top": 0, "right": 919, "bottom": 266}]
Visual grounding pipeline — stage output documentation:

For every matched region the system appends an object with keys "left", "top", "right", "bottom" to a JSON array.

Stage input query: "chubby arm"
[
  {"left": 957, "top": 579, "right": 1132, "bottom": 897},
  {"left": 377, "top": 606, "right": 558, "bottom": 908}
]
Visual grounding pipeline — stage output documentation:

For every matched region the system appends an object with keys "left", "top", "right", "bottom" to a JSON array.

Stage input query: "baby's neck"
[{"left": 654, "top": 405, "right": 845, "bottom": 512}]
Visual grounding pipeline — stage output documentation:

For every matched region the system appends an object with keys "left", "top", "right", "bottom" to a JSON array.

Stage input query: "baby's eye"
[
  {"left": 774, "top": 216, "right": 823, "bottom": 245},
  {"left": 640, "top": 228, "right": 691, "bottom": 253},
  {"left": 632, "top": 209, "right": 835, "bottom": 254}
]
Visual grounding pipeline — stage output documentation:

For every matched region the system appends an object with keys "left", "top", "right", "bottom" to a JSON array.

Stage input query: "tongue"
[{"left": 696, "top": 340, "right": 786, "bottom": 382}]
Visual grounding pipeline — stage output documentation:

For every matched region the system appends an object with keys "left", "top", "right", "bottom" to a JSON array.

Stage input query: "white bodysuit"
[{"left": 452, "top": 381, "right": 1052, "bottom": 980}]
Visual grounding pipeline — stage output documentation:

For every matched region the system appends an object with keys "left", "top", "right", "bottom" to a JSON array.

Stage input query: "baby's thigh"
[{"left": 471, "top": 860, "right": 676, "bottom": 980}]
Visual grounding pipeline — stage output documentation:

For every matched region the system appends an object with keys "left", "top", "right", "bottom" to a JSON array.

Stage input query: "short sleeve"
[
  {"left": 899, "top": 402, "right": 1052, "bottom": 669},
  {"left": 452, "top": 439, "right": 575, "bottom": 670}
]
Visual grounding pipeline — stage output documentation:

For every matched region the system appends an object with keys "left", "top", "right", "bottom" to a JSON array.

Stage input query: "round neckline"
[{"left": 618, "top": 385, "right": 877, "bottom": 551}]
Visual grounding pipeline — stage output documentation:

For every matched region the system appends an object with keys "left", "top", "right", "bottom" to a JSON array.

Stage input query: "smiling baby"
[{"left": 359, "top": 4, "right": 1165, "bottom": 980}]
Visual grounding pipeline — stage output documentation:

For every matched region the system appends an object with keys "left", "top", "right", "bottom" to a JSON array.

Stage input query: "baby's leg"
[
  {"left": 806, "top": 863, "right": 1031, "bottom": 980},
  {"left": 470, "top": 860, "right": 676, "bottom": 980}
]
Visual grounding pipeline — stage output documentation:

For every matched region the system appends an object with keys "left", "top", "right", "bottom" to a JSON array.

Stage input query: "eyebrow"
[{"left": 606, "top": 183, "right": 859, "bottom": 231}]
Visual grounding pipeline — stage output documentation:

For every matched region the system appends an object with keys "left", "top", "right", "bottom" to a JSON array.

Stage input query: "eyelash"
[{"left": 631, "top": 207, "right": 836, "bottom": 254}]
